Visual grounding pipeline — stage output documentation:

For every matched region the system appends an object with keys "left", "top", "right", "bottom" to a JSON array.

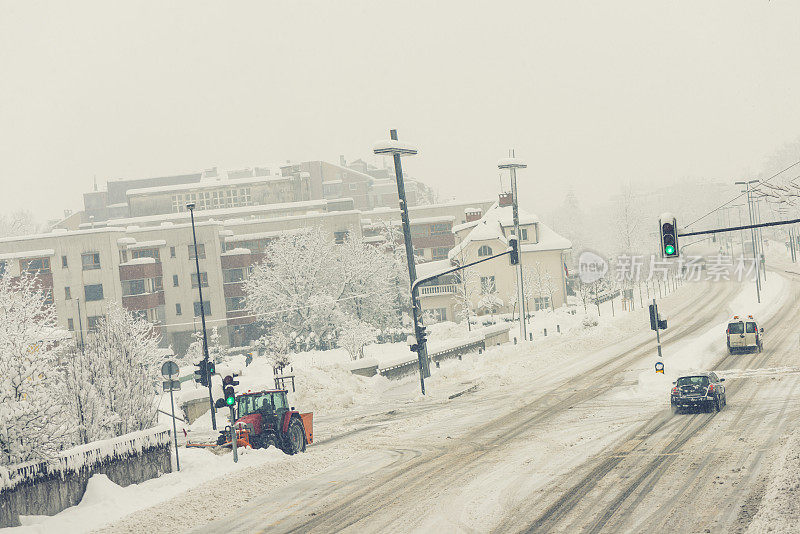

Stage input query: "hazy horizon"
[{"left": 2, "top": 1, "right": 799, "bottom": 223}]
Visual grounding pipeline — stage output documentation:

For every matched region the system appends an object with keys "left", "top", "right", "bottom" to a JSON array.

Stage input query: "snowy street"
[{"left": 71, "top": 272, "right": 798, "bottom": 534}]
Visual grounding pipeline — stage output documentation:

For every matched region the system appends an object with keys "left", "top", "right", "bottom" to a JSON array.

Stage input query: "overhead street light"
[
  {"left": 373, "top": 130, "right": 430, "bottom": 394},
  {"left": 498, "top": 153, "right": 529, "bottom": 341}
]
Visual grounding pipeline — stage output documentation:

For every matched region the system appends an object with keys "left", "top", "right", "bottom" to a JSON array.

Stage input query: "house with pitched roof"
[{"left": 417, "top": 194, "right": 572, "bottom": 323}]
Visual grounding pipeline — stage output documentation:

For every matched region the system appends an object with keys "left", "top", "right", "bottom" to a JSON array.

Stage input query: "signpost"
[{"left": 161, "top": 360, "right": 181, "bottom": 471}]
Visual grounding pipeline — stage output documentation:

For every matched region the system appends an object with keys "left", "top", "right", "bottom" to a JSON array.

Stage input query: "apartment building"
[
  {"left": 78, "top": 167, "right": 310, "bottom": 224},
  {"left": 0, "top": 206, "right": 362, "bottom": 355}
]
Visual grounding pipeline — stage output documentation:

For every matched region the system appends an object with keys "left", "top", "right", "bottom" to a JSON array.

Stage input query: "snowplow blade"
[{"left": 301, "top": 412, "right": 313, "bottom": 444}]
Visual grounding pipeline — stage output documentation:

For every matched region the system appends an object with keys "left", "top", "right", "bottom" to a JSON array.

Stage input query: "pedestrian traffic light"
[
  {"left": 194, "top": 361, "right": 208, "bottom": 386},
  {"left": 207, "top": 360, "right": 215, "bottom": 376},
  {"left": 648, "top": 304, "right": 657, "bottom": 331},
  {"left": 222, "top": 375, "right": 240, "bottom": 406},
  {"left": 508, "top": 235, "right": 519, "bottom": 265},
  {"left": 659, "top": 214, "right": 679, "bottom": 258}
]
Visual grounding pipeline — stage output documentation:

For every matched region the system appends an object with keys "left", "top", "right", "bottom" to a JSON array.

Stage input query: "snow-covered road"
[{"left": 77, "top": 273, "right": 800, "bottom": 534}]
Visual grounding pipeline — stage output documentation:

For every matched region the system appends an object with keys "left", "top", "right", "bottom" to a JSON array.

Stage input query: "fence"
[
  {"left": 0, "top": 427, "right": 172, "bottom": 527},
  {"left": 351, "top": 325, "right": 512, "bottom": 380}
]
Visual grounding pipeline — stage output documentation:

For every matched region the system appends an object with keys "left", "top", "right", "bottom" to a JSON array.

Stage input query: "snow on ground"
[
  {"left": 746, "top": 425, "right": 800, "bottom": 534},
  {"left": 16, "top": 278, "right": 704, "bottom": 533},
  {"left": 11, "top": 447, "right": 287, "bottom": 534},
  {"left": 633, "top": 273, "right": 788, "bottom": 401}
]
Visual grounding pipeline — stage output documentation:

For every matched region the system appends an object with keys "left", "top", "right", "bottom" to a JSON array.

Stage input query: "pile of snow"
[
  {"left": 746, "top": 429, "right": 800, "bottom": 533},
  {"left": 14, "top": 446, "right": 287, "bottom": 533}
]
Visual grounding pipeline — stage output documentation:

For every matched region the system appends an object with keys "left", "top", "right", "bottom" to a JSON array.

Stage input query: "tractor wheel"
[{"left": 283, "top": 417, "right": 306, "bottom": 455}]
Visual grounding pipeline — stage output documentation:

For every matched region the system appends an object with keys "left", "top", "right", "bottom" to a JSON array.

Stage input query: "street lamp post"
[
  {"left": 187, "top": 202, "right": 216, "bottom": 430},
  {"left": 735, "top": 180, "right": 761, "bottom": 304},
  {"left": 374, "top": 130, "right": 430, "bottom": 394},
  {"left": 498, "top": 152, "right": 528, "bottom": 342}
]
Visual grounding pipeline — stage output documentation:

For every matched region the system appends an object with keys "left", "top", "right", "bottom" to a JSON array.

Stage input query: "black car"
[{"left": 670, "top": 372, "right": 726, "bottom": 413}]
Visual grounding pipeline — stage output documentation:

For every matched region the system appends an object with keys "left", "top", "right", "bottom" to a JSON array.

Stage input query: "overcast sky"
[{"left": 1, "top": 1, "right": 799, "bottom": 222}]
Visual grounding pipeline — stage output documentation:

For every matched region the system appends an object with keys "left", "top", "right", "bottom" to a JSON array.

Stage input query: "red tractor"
[{"left": 213, "top": 389, "right": 313, "bottom": 455}]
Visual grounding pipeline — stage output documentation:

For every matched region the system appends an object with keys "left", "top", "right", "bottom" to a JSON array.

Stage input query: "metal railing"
[{"left": 418, "top": 283, "right": 457, "bottom": 296}]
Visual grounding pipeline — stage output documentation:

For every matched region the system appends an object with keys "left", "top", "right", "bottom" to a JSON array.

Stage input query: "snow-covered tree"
[
  {"left": 453, "top": 268, "right": 478, "bottom": 329},
  {"left": 0, "top": 273, "right": 71, "bottom": 465},
  {"left": 244, "top": 227, "right": 404, "bottom": 349},
  {"left": 338, "top": 319, "right": 378, "bottom": 360},
  {"left": 525, "top": 262, "right": 557, "bottom": 312},
  {"left": 257, "top": 330, "right": 293, "bottom": 370},
  {"left": 478, "top": 293, "right": 503, "bottom": 324},
  {"left": 0, "top": 210, "right": 39, "bottom": 238},
  {"left": 76, "top": 303, "right": 162, "bottom": 439}
]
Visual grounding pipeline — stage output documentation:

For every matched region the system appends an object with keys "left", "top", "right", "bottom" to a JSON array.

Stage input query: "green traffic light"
[
  {"left": 665, "top": 245, "right": 675, "bottom": 255},
  {"left": 226, "top": 396, "right": 235, "bottom": 406}
]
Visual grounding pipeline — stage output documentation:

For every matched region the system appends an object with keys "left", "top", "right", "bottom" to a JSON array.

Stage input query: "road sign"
[
  {"left": 161, "top": 360, "right": 180, "bottom": 379},
  {"left": 162, "top": 379, "right": 181, "bottom": 392}
]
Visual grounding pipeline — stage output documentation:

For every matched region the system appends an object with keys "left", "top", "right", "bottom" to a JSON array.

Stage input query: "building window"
[
  {"left": 188, "top": 244, "right": 206, "bottom": 260},
  {"left": 480, "top": 276, "right": 496, "bottom": 294},
  {"left": 122, "top": 279, "right": 146, "bottom": 296},
  {"left": 175, "top": 303, "right": 182, "bottom": 315},
  {"left": 146, "top": 306, "right": 166, "bottom": 324},
  {"left": 64, "top": 286, "right": 71, "bottom": 300},
  {"left": 334, "top": 231, "right": 349, "bottom": 244},
  {"left": 61, "top": 255, "right": 68, "bottom": 268},
  {"left": 534, "top": 296, "right": 551, "bottom": 311},
  {"left": 81, "top": 252, "right": 101, "bottom": 270},
  {"left": 119, "top": 250, "right": 128, "bottom": 263},
  {"left": 170, "top": 246, "right": 176, "bottom": 258},
  {"left": 84, "top": 284, "right": 104, "bottom": 301},
  {"left": 477, "top": 245, "right": 493, "bottom": 257},
  {"left": 430, "top": 223, "right": 451, "bottom": 236},
  {"left": 223, "top": 268, "right": 245, "bottom": 284},
  {"left": 172, "top": 274, "right": 179, "bottom": 287},
  {"left": 432, "top": 247, "right": 449, "bottom": 260},
  {"left": 67, "top": 318, "right": 74, "bottom": 331},
  {"left": 191, "top": 272, "right": 209, "bottom": 288},
  {"left": 194, "top": 301, "right": 211, "bottom": 317},
  {"left": 411, "top": 225, "right": 429, "bottom": 238},
  {"left": 87, "top": 315, "right": 104, "bottom": 331},
  {"left": 519, "top": 228, "right": 528, "bottom": 241},
  {"left": 131, "top": 248, "right": 160, "bottom": 263},
  {"left": 21, "top": 257, "right": 51, "bottom": 274},
  {"left": 349, "top": 183, "right": 357, "bottom": 191},
  {"left": 225, "top": 296, "right": 247, "bottom": 311},
  {"left": 428, "top": 308, "right": 447, "bottom": 322},
  {"left": 151, "top": 276, "right": 163, "bottom": 292}
]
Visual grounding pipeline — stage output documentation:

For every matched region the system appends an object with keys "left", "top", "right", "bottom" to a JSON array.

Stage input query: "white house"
[{"left": 417, "top": 194, "right": 572, "bottom": 322}]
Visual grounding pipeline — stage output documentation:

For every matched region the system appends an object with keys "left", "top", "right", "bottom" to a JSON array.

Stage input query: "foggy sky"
[{"left": 1, "top": 1, "right": 799, "bottom": 223}]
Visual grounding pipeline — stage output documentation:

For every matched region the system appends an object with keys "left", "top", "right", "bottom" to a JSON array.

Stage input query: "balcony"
[{"left": 418, "top": 284, "right": 457, "bottom": 296}]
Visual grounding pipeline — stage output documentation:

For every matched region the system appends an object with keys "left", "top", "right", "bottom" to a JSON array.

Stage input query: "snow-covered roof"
[
  {"left": 0, "top": 249, "right": 55, "bottom": 260},
  {"left": 120, "top": 257, "right": 156, "bottom": 266},
  {"left": 221, "top": 247, "right": 252, "bottom": 256},
  {"left": 225, "top": 228, "right": 308, "bottom": 243},
  {"left": 106, "top": 199, "right": 329, "bottom": 227},
  {"left": 448, "top": 202, "right": 570, "bottom": 260},
  {"left": 126, "top": 175, "right": 291, "bottom": 196},
  {"left": 116, "top": 237, "right": 136, "bottom": 246},
  {"left": 322, "top": 179, "right": 343, "bottom": 185},
  {"left": 325, "top": 163, "right": 375, "bottom": 184},
  {"left": 415, "top": 259, "right": 453, "bottom": 280},
  {"left": 127, "top": 239, "right": 166, "bottom": 250},
  {"left": 411, "top": 215, "right": 455, "bottom": 225}
]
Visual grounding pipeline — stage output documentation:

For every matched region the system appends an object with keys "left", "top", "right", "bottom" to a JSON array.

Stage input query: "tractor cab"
[{"left": 237, "top": 389, "right": 290, "bottom": 418}]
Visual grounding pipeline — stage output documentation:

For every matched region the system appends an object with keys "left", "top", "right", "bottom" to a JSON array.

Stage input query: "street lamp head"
[
  {"left": 497, "top": 157, "right": 527, "bottom": 170},
  {"left": 373, "top": 139, "right": 418, "bottom": 157},
  {"left": 186, "top": 202, "right": 196, "bottom": 210}
]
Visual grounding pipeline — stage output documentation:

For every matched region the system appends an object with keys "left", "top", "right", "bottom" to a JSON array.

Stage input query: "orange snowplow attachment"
[{"left": 301, "top": 413, "right": 313, "bottom": 444}]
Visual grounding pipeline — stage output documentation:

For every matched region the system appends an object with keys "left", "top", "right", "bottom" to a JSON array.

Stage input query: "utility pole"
[
  {"left": 187, "top": 202, "right": 216, "bottom": 430},
  {"left": 499, "top": 152, "right": 528, "bottom": 342},
  {"left": 374, "top": 130, "right": 430, "bottom": 394},
  {"left": 735, "top": 180, "right": 761, "bottom": 304}
]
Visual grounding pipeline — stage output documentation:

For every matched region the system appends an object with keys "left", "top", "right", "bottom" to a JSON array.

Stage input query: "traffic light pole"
[
  {"left": 230, "top": 405, "right": 238, "bottom": 463},
  {"left": 188, "top": 203, "right": 216, "bottom": 430},
  {"left": 509, "top": 163, "right": 527, "bottom": 340},
  {"left": 653, "top": 299, "right": 663, "bottom": 361}
]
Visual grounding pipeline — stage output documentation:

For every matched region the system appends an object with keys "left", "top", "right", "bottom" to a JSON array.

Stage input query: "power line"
[{"left": 685, "top": 160, "right": 800, "bottom": 228}]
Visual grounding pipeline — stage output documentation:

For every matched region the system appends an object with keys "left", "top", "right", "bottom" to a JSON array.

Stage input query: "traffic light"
[
  {"left": 648, "top": 304, "right": 657, "bottom": 331},
  {"left": 508, "top": 235, "right": 519, "bottom": 265},
  {"left": 222, "top": 375, "right": 240, "bottom": 406},
  {"left": 416, "top": 325, "right": 428, "bottom": 347},
  {"left": 658, "top": 317, "right": 668, "bottom": 330},
  {"left": 207, "top": 360, "right": 215, "bottom": 376},
  {"left": 194, "top": 361, "right": 208, "bottom": 386},
  {"left": 659, "top": 214, "right": 679, "bottom": 258}
]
